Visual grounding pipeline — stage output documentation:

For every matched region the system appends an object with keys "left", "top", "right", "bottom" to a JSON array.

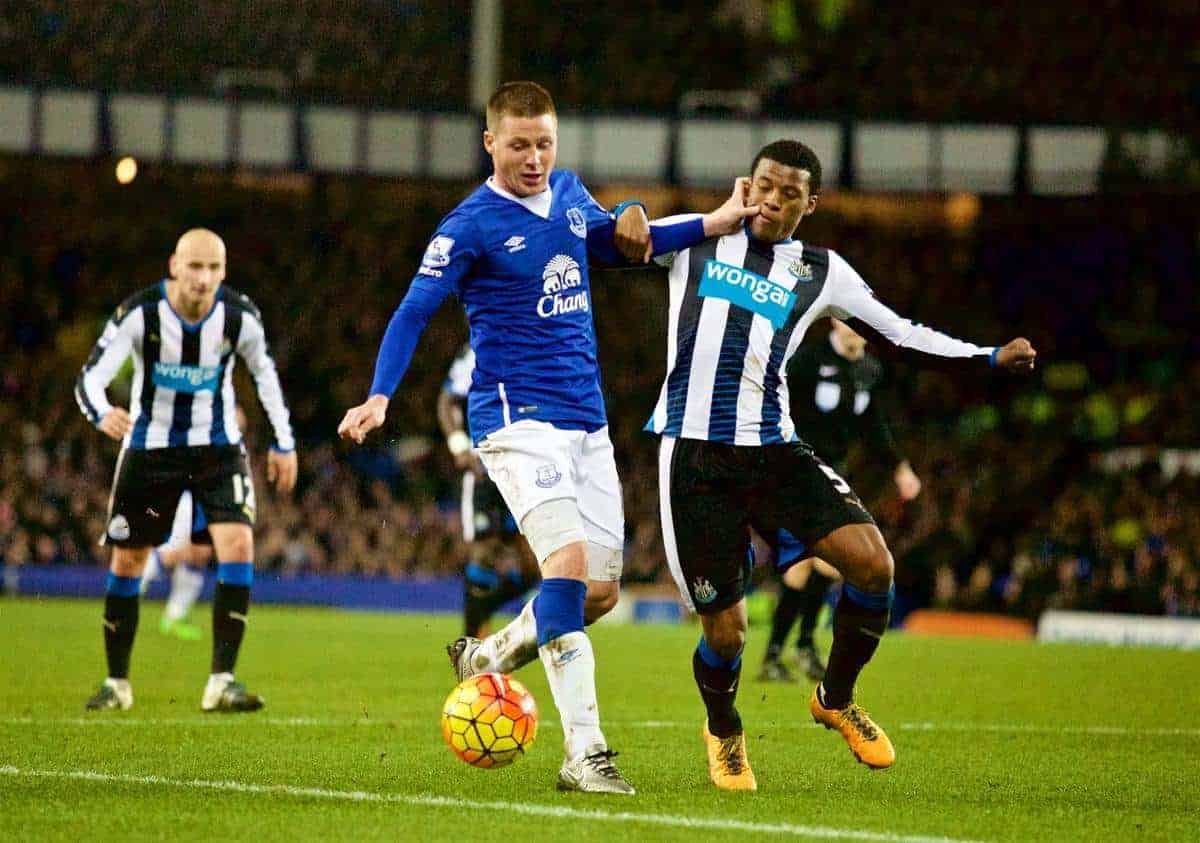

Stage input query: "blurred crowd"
[
  {"left": 2, "top": 1, "right": 1196, "bottom": 127},
  {"left": 1, "top": 1, "right": 470, "bottom": 106},
  {"left": 1, "top": 159, "right": 1198, "bottom": 619}
]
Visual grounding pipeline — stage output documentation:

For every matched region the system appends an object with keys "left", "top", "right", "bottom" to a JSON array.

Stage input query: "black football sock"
[
  {"left": 103, "top": 574, "right": 141, "bottom": 679},
  {"left": 463, "top": 562, "right": 500, "bottom": 637},
  {"left": 797, "top": 571, "right": 832, "bottom": 649},
  {"left": 477, "top": 571, "right": 532, "bottom": 625},
  {"left": 212, "top": 572, "right": 251, "bottom": 674},
  {"left": 766, "top": 583, "right": 804, "bottom": 659},
  {"left": 498, "top": 570, "right": 534, "bottom": 603},
  {"left": 821, "top": 583, "right": 892, "bottom": 709},
  {"left": 693, "top": 637, "right": 744, "bottom": 738}
]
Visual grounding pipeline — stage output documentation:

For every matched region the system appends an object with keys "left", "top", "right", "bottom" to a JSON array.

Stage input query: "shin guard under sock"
[
  {"left": 103, "top": 574, "right": 141, "bottom": 679},
  {"left": 821, "top": 583, "right": 892, "bottom": 709},
  {"left": 212, "top": 563, "right": 252, "bottom": 674},
  {"left": 693, "top": 637, "right": 744, "bottom": 738}
]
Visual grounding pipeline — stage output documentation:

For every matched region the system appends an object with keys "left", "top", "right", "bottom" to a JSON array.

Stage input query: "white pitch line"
[
  {"left": 0, "top": 765, "right": 980, "bottom": 843},
  {"left": 2, "top": 717, "right": 1198, "bottom": 738}
]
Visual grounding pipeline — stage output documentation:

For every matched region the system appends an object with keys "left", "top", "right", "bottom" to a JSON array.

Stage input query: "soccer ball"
[{"left": 441, "top": 672, "right": 538, "bottom": 769}]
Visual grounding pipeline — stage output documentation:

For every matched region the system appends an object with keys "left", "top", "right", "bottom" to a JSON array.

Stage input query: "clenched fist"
[{"left": 995, "top": 338, "right": 1037, "bottom": 373}]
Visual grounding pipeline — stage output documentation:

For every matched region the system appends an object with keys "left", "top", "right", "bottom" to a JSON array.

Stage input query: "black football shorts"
[
  {"left": 658, "top": 436, "right": 872, "bottom": 614},
  {"left": 103, "top": 444, "right": 254, "bottom": 548},
  {"left": 460, "top": 470, "right": 519, "bottom": 542}
]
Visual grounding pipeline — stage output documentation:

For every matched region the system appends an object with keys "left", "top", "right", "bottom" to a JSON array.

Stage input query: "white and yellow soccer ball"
[{"left": 441, "top": 672, "right": 538, "bottom": 769}]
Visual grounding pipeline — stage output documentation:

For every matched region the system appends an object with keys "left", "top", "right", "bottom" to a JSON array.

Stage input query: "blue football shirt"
[
  {"left": 430, "top": 171, "right": 612, "bottom": 439},
  {"left": 368, "top": 169, "right": 706, "bottom": 442}
]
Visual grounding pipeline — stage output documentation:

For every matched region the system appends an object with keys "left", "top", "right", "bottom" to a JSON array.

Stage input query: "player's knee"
[
  {"left": 521, "top": 499, "right": 586, "bottom": 567},
  {"left": 862, "top": 544, "right": 894, "bottom": 592},
  {"left": 541, "top": 541, "right": 587, "bottom": 580},
  {"left": 585, "top": 541, "right": 623, "bottom": 583},
  {"left": 110, "top": 547, "right": 151, "bottom": 576},
  {"left": 583, "top": 581, "right": 619, "bottom": 623},
  {"left": 705, "top": 625, "right": 745, "bottom": 662},
  {"left": 832, "top": 526, "right": 893, "bottom": 592},
  {"left": 211, "top": 524, "right": 254, "bottom": 562},
  {"left": 223, "top": 536, "right": 254, "bottom": 562},
  {"left": 701, "top": 609, "right": 747, "bottom": 661}
]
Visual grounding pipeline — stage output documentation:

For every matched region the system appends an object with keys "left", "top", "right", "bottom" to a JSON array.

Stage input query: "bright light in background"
[
  {"left": 115, "top": 156, "right": 138, "bottom": 184},
  {"left": 944, "top": 192, "right": 980, "bottom": 231}
]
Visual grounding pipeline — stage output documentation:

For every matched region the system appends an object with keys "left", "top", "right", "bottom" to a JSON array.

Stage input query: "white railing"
[{"left": 0, "top": 84, "right": 1184, "bottom": 195}]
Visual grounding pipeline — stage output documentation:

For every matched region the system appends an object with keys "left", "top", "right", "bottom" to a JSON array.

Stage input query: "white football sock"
[
  {"left": 140, "top": 548, "right": 161, "bottom": 594},
  {"left": 471, "top": 598, "right": 539, "bottom": 674},
  {"left": 103, "top": 677, "right": 133, "bottom": 708},
  {"left": 165, "top": 565, "right": 205, "bottom": 622},
  {"left": 206, "top": 672, "right": 234, "bottom": 692},
  {"left": 538, "top": 630, "right": 605, "bottom": 760}
]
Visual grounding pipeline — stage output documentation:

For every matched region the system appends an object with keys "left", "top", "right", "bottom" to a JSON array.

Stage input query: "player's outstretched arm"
[
  {"left": 587, "top": 178, "right": 760, "bottom": 267},
  {"left": 337, "top": 279, "right": 445, "bottom": 444},
  {"left": 610, "top": 183, "right": 761, "bottom": 262},
  {"left": 827, "top": 251, "right": 1037, "bottom": 372},
  {"left": 340, "top": 226, "right": 470, "bottom": 444}
]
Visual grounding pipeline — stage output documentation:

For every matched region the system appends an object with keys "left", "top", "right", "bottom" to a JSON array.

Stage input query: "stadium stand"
[{"left": 1, "top": 2, "right": 1195, "bottom": 125}]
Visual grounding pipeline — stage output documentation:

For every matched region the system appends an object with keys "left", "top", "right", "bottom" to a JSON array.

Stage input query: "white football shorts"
[{"left": 476, "top": 420, "right": 624, "bottom": 579}]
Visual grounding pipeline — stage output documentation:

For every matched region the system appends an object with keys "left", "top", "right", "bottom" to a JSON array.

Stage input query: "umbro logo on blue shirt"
[{"left": 504, "top": 236, "right": 526, "bottom": 253}]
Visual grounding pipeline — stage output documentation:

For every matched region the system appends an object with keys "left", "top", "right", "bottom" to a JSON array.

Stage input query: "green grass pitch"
[{"left": 1, "top": 597, "right": 1197, "bottom": 841}]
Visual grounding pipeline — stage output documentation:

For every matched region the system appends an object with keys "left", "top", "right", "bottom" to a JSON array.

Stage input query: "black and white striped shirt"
[
  {"left": 75, "top": 281, "right": 294, "bottom": 451},
  {"left": 645, "top": 230, "right": 994, "bottom": 445}
]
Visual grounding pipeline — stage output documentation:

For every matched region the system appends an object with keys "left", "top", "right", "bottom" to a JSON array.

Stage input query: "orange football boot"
[
  {"left": 810, "top": 687, "right": 895, "bottom": 769},
  {"left": 703, "top": 722, "right": 758, "bottom": 790}
]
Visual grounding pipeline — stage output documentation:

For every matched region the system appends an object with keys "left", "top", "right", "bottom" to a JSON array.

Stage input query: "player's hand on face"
[
  {"left": 894, "top": 461, "right": 922, "bottom": 501},
  {"left": 613, "top": 203, "right": 653, "bottom": 264},
  {"left": 703, "top": 177, "right": 761, "bottom": 237},
  {"left": 98, "top": 407, "right": 132, "bottom": 441},
  {"left": 267, "top": 448, "right": 298, "bottom": 495},
  {"left": 337, "top": 395, "right": 389, "bottom": 444},
  {"left": 996, "top": 337, "right": 1037, "bottom": 373}
]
